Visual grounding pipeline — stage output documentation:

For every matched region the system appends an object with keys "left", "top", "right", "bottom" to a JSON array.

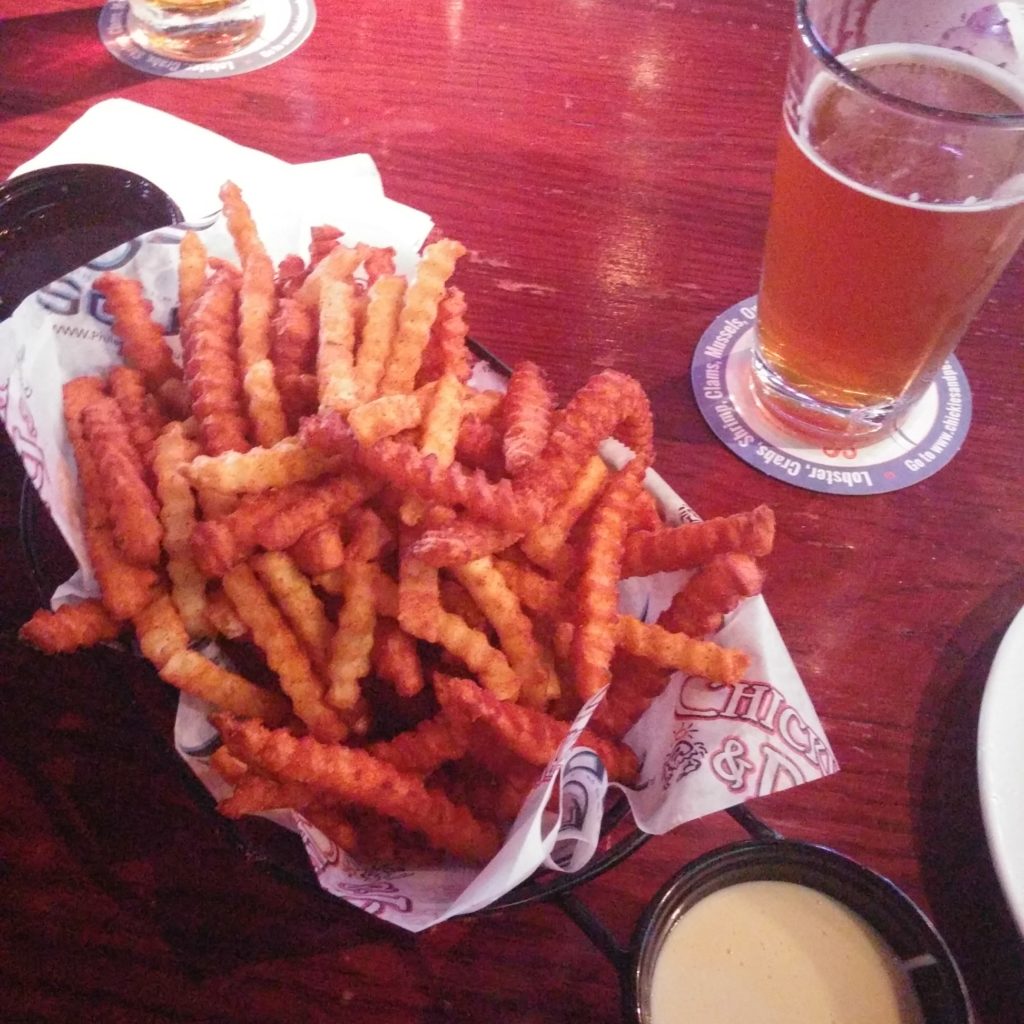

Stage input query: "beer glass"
[
  {"left": 127, "top": 0, "right": 265, "bottom": 61},
  {"left": 751, "top": 0, "right": 1024, "bottom": 443}
]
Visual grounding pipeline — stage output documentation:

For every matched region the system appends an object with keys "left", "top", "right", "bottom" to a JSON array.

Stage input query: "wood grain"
[{"left": 2, "top": 1, "right": 1023, "bottom": 1021}]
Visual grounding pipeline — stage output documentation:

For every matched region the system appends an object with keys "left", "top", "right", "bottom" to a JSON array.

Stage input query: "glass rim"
[{"left": 796, "top": 0, "right": 1024, "bottom": 128}]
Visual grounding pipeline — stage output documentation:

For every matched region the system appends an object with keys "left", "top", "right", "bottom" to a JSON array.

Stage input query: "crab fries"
[{"left": 19, "top": 180, "right": 776, "bottom": 871}]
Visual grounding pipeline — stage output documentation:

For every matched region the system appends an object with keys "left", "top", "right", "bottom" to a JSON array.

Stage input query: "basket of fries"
[{"left": 3, "top": 177, "right": 836, "bottom": 932}]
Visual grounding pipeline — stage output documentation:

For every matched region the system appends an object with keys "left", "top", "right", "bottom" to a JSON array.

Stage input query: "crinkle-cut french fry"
[
  {"left": 371, "top": 618, "right": 424, "bottom": 697},
  {"left": 462, "top": 389, "right": 505, "bottom": 424},
  {"left": 572, "top": 465, "right": 643, "bottom": 702},
  {"left": 255, "top": 474, "right": 377, "bottom": 554},
  {"left": 620, "top": 505, "right": 776, "bottom": 577},
  {"left": 191, "top": 481, "right": 312, "bottom": 578},
  {"left": 398, "top": 555, "right": 520, "bottom": 701},
  {"left": 381, "top": 239, "right": 467, "bottom": 395},
  {"left": 317, "top": 276, "right": 360, "bottom": 414},
  {"left": 185, "top": 435, "right": 342, "bottom": 494},
  {"left": 153, "top": 422, "right": 207, "bottom": 637},
  {"left": 630, "top": 486, "right": 663, "bottom": 534},
  {"left": 272, "top": 297, "right": 317, "bottom": 378},
  {"left": 661, "top": 552, "right": 765, "bottom": 638},
  {"left": 302, "top": 411, "right": 546, "bottom": 531},
  {"left": 185, "top": 266, "right": 251, "bottom": 456},
  {"left": 455, "top": 415, "right": 505, "bottom": 476},
  {"left": 242, "top": 357, "right": 289, "bottom": 448},
  {"left": 95, "top": 273, "right": 181, "bottom": 391},
  {"left": 213, "top": 714, "right": 502, "bottom": 863},
  {"left": 613, "top": 615, "right": 749, "bottom": 684},
  {"left": 82, "top": 394, "right": 164, "bottom": 568},
  {"left": 400, "top": 369, "right": 464, "bottom": 525},
  {"left": 452, "top": 555, "right": 559, "bottom": 709},
  {"left": 355, "top": 275, "right": 406, "bottom": 402},
  {"left": 502, "top": 360, "right": 554, "bottom": 477},
  {"left": 325, "top": 509, "right": 387, "bottom": 717},
  {"left": 64, "top": 377, "right": 160, "bottom": 620},
  {"left": 492, "top": 557, "right": 567, "bottom": 618},
  {"left": 288, "top": 520, "right": 345, "bottom": 576},
  {"left": 363, "top": 245, "right": 396, "bottom": 284},
  {"left": 209, "top": 745, "right": 248, "bottom": 785},
  {"left": 520, "top": 454, "right": 608, "bottom": 571},
  {"left": 347, "top": 392, "right": 423, "bottom": 445},
  {"left": 589, "top": 652, "right": 666, "bottom": 740},
  {"left": 435, "top": 675, "right": 638, "bottom": 785},
  {"left": 514, "top": 369, "right": 654, "bottom": 514},
  {"left": 367, "top": 712, "right": 468, "bottom": 774},
  {"left": 294, "top": 241, "right": 370, "bottom": 309},
  {"left": 304, "top": 808, "right": 361, "bottom": 854},
  {"left": 161, "top": 649, "right": 291, "bottom": 723},
  {"left": 108, "top": 365, "right": 166, "bottom": 468},
  {"left": 20, "top": 600, "right": 122, "bottom": 653},
  {"left": 278, "top": 372, "right": 319, "bottom": 430},
  {"left": 418, "top": 285, "right": 470, "bottom": 385},
  {"left": 178, "top": 229, "right": 207, "bottom": 332},
  {"left": 204, "top": 586, "right": 250, "bottom": 640},
  {"left": 219, "top": 181, "right": 264, "bottom": 267},
  {"left": 221, "top": 563, "right": 348, "bottom": 742},
  {"left": 132, "top": 592, "right": 190, "bottom": 669},
  {"left": 218, "top": 770, "right": 324, "bottom": 818},
  {"left": 309, "top": 224, "right": 344, "bottom": 266},
  {"left": 251, "top": 551, "right": 333, "bottom": 668},
  {"left": 275, "top": 252, "right": 307, "bottom": 298}
]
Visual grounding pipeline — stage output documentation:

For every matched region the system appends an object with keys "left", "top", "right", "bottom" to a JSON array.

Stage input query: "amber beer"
[
  {"left": 754, "top": 44, "right": 1024, "bottom": 437},
  {"left": 127, "top": 0, "right": 264, "bottom": 61}
]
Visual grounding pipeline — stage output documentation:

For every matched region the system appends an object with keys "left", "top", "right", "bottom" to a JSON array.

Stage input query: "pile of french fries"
[{"left": 20, "top": 182, "right": 775, "bottom": 868}]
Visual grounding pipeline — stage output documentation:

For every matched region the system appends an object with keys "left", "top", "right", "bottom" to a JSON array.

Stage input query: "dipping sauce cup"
[
  {"left": 750, "top": 0, "right": 1024, "bottom": 444},
  {"left": 626, "top": 839, "right": 972, "bottom": 1024}
]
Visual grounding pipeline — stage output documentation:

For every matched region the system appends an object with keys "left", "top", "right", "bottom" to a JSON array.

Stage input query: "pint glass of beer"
[
  {"left": 127, "top": 0, "right": 265, "bottom": 61},
  {"left": 751, "top": 0, "right": 1024, "bottom": 443}
]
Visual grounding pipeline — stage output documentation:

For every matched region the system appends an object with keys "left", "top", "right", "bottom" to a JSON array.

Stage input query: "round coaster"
[
  {"left": 99, "top": 0, "right": 316, "bottom": 79},
  {"left": 692, "top": 297, "right": 972, "bottom": 495}
]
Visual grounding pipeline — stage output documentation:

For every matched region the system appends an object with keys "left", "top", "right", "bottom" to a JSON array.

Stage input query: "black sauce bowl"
[
  {"left": 624, "top": 837, "right": 974, "bottom": 1024},
  {"left": 0, "top": 162, "right": 182, "bottom": 322}
]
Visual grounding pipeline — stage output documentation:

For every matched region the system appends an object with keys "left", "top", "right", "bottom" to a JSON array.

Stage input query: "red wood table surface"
[{"left": 2, "top": 2, "right": 1023, "bottom": 1021}]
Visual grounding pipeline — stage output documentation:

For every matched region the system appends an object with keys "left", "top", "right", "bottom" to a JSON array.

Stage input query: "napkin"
[{"left": 0, "top": 100, "right": 837, "bottom": 932}]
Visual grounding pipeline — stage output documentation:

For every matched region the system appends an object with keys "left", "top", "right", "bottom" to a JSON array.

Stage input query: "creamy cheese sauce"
[{"left": 648, "top": 881, "right": 925, "bottom": 1024}]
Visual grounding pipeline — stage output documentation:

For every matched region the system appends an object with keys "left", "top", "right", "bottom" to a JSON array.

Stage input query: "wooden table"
[{"left": 2, "top": 1, "right": 1022, "bottom": 1021}]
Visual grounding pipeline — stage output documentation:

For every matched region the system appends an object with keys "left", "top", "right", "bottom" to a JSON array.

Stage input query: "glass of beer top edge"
[{"left": 751, "top": 0, "right": 1024, "bottom": 445}]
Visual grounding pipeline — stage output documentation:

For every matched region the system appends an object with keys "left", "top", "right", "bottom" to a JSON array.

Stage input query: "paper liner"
[{"left": 0, "top": 102, "right": 838, "bottom": 932}]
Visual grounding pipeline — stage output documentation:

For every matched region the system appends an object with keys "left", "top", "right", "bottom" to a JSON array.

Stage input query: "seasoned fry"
[
  {"left": 620, "top": 505, "right": 776, "bottom": 576},
  {"left": 82, "top": 393, "right": 164, "bottom": 566},
  {"left": 251, "top": 551, "right": 333, "bottom": 668},
  {"left": 435, "top": 675, "right": 638, "bottom": 785},
  {"left": 95, "top": 273, "right": 181, "bottom": 391},
  {"left": 222, "top": 563, "right": 348, "bottom": 742},
  {"left": 571, "top": 466, "right": 643, "bottom": 702},
  {"left": 153, "top": 422, "right": 207, "bottom": 636},
  {"left": 317, "top": 276, "right": 360, "bottom": 413},
  {"left": 20, "top": 600, "right": 122, "bottom": 653},
  {"left": 107, "top": 365, "right": 166, "bottom": 467},
  {"left": 184, "top": 266, "right": 250, "bottom": 455},
  {"left": 661, "top": 553, "right": 765, "bottom": 637},
  {"left": 371, "top": 618, "right": 424, "bottom": 697},
  {"left": 502, "top": 361, "right": 554, "bottom": 476},
  {"left": 381, "top": 239, "right": 466, "bottom": 394},
  {"left": 355, "top": 275, "right": 406, "bottom": 401},
  {"left": 185, "top": 435, "right": 343, "bottom": 494},
  {"left": 214, "top": 713, "right": 502, "bottom": 863},
  {"left": 178, "top": 229, "right": 207, "bottom": 332}
]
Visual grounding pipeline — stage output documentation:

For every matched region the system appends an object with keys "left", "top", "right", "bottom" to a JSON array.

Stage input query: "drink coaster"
[
  {"left": 692, "top": 297, "right": 972, "bottom": 495},
  {"left": 99, "top": 0, "right": 316, "bottom": 79}
]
